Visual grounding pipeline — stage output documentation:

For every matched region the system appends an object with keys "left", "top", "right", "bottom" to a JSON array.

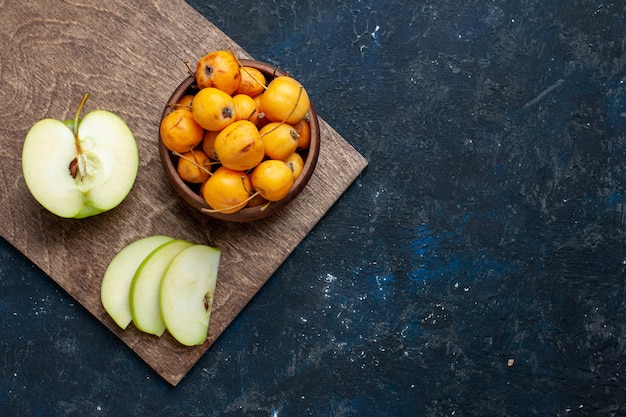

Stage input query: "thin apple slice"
[
  {"left": 160, "top": 244, "right": 221, "bottom": 346},
  {"left": 100, "top": 235, "right": 173, "bottom": 330},
  {"left": 129, "top": 239, "right": 193, "bottom": 336}
]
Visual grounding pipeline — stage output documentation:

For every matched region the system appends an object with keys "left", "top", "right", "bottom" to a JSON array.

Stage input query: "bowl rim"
[{"left": 159, "top": 59, "right": 321, "bottom": 222}]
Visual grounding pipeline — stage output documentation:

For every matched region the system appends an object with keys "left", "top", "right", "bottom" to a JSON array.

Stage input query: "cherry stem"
[
  {"left": 284, "top": 86, "right": 303, "bottom": 123},
  {"left": 183, "top": 61, "right": 196, "bottom": 79},
  {"left": 228, "top": 47, "right": 268, "bottom": 91},
  {"left": 168, "top": 103, "right": 192, "bottom": 110},
  {"left": 246, "top": 108, "right": 258, "bottom": 121},
  {"left": 201, "top": 190, "right": 263, "bottom": 214},
  {"left": 172, "top": 151, "right": 214, "bottom": 176}
]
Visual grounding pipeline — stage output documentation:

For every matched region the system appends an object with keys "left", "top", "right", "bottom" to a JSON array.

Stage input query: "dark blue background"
[{"left": 2, "top": 0, "right": 625, "bottom": 415}]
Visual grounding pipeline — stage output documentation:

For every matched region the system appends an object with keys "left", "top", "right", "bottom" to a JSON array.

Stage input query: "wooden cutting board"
[{"left": 0, "top": 0, "right": 367, "bottom": 385}]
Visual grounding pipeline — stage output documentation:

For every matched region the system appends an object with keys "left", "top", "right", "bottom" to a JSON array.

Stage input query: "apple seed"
[{"left": 69, "top": 158, "right": 78, "bottom": 178}]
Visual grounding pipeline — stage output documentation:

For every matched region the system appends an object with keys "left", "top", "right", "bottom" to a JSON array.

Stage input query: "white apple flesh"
[
  {"left": 100, "top": 235, "right": 173, "bottom": 330},
  {"left": 160, "top": 244, "right": 221, "bottom": 346},
  {"left": 21, "top": 93, "right": 139, "bottom": 218},
  {"left": 129, "top": 240, "right": 193, "bottom": 336}
]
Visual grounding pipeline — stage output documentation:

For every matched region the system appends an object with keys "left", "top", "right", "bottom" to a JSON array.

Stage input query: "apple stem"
[{"left": 73, "top": 93, "right": 90, "bottom": 180}]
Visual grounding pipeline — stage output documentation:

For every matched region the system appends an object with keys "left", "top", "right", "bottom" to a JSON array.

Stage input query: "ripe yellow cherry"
[
  {"left": 284, "top": 152, "right": 304, "bottom": 180},
  {"left": 176, "top": 149, "right": 212, "bottom": 183},
  {"left": 259, "top": 122, "right": 299, "bottom": 161},
  {"left": 201, "top": 130, "right": 219, "bottom": 160},
  {"left": 160, "top": 108, "right": 205, "bottom": 153},
  {"left": 214, "top": 120, "right": 264, "bottom": 171},
  {"left": 191, "top": 87, "right": 236, "bottom": 131},
  {"left": 195, "top": 50, "right": 241, "bottom": 95},
  {"left": 250, "top": 159, "right": 294, "bottom": 201},
  {"left": 176, "top": 94, "right": 195, "bottom": 109},
  {"left": 260, "top": 76, "right": 310, "bottom": 124},
  {"left": 233, "top": 93, "right": 259, "bottom": 123},
  {"left": 202, "top": 166, "right": 251, "bottom": 214},
  {"left": 292, "top": 119, "right": 311, "bottom": 150},
  {"left": 253, "top": 92, "right": 264, "bottom": 108},
  {"left": 236, "top": 66, "right": 266, "bottom": 97},
  {"left": 246, "top": 192, "right": 268, "bottom": 208},
  {"left": 253, "top": 93, "right": 269, "bottom": 129}
]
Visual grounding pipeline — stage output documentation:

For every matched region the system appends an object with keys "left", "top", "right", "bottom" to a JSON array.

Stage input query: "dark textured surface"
[{"left": 1, "top": 0, "right": 625, "bottom": 415}]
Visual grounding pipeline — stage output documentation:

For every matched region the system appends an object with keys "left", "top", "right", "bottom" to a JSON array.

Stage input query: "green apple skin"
[
  {"left": 129, "top": 240, "right": 193, "bottom": 337},
  {"left": 21, "top": 110, "right": 139, "bottom": 218},
  {"left": 160, "top": 244, "right": 221, "bottom": 346},
  {"left": 101, "top": 235, "right": 174, "bottom": 330}
]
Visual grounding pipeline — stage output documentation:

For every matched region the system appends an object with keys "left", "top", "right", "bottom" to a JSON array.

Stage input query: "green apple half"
[
  {"left": 21, "top": 93, "right": 139, "bottom": 218},
  {"left": 160, "top": 244, "right": 221, "bottom": 346},
  {"left": 129, "top": 239, "right": 193, "bottom": 336},
  {"left": 100, "top": 235, "right": 173, "bottom": 330}
]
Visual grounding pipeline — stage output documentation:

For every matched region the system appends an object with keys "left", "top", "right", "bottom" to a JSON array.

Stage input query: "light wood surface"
[{"left": 0, "top": 0, "right": 367, "bottom": 385}]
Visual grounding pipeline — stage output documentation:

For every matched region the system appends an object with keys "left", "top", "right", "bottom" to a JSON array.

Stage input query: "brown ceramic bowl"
[{"left": 159, "top": 59, "right": 320, "bottom": 222}]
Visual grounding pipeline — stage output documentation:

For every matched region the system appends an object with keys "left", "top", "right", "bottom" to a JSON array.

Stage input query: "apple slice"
[
  {"left": 160, "top": 244, "right": 221, "bottom": 346},
  {"left": 21, "top": 93, "right": 138, "bottom": 218},
  {"left": 129, "top": 239, "right": 193, "bottom": 336},
  {"left": 100, "top": 235, "right": 173, "bottom": 330}
]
